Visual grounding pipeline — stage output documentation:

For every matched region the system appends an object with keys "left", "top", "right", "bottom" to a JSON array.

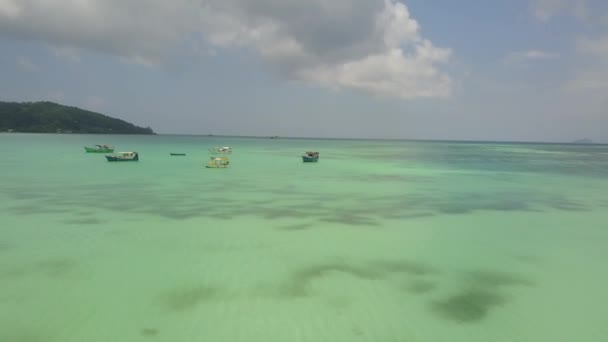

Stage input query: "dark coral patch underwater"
[
  {"left": 432, "top": 290, "right": 507, "bottom": 323},
  {"left": 160, "top": 286, "right": 220, "bottom": 312}
]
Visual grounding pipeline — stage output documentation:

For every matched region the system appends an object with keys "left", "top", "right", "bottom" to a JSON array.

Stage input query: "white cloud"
[
  {"left": 0, "top": 0, "right": 452, "bottom": 99},
  {"left": 301, "top": 45, "right": 451, "bottom": 98},
  {"left": 530, "top": 0, "right": 589, "bottom": 22},
  {"left": 566, "top": 71, "right": 608, "bottom": 91},
  {"left": 505, "top": 50, "right": 559, "bottom": 63},
  {"left": 529, "top": 1, "right": 608, "bottom": 92},
  {"left": 199, "top": 0, "right": 451, "bottom": 98},
  {"left": 577, "top": 35, "right": 608, "bottom": 56},
  {"left": 530, "top": 2, "right": 608, "bottom": 94},
  {"left": 1, "top": 0, "right": 200, "bottom": 65},
  {"left": 567, "top": 34, "right": 608, "bottom": 91},
  {"left": 0, "top": 0, "right": 20, "bottom": 18},
  {"left": 16, "top": 56, "right": 37, "bottom": 71}
]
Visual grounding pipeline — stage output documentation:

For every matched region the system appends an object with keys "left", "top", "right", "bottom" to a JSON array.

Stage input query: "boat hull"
[
  {"left": 302, "top": 155, "right": 319, "bottom": 162},
  {"left": 208, "top": 147, "right": 232, "bottom": 154},
  {"left": 170, "top": 153, "right": 186, "bottom": 156},
  {"left": 85, "top": 147, "right": 113, "bottom": 153},
  {"left": 206, "top": 157, "right": 229, "bottom": 168},
  {"left": 106, "top": 154, "right": 138, "bottom": 162}
]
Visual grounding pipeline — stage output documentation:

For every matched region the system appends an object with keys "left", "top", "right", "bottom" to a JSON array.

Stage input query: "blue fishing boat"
[{"left": 302, "top": 151, "right": 319, "bottom": 162}]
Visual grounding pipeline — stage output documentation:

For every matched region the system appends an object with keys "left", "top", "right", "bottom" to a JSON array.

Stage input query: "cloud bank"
[
  {"left": 530, "top": 0, "right": 589, "bottom": 21},
  {"left": 0, "top": 0, "right": 451, "bottom": 98},
  {"left": 568, "top": 34, "right": 608, "bottom": 91},
  {"left": 505, "top": 50, "right": 559, "bottom": 63}
]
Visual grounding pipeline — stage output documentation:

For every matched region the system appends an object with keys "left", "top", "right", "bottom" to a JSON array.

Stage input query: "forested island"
[{"left": 0, "top": 101, "right": 154, "bottom": 134}]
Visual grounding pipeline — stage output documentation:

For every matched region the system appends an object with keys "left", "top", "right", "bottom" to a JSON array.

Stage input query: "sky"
[{"left": 1, "top": 0, "right": 608, "bottom": 142}]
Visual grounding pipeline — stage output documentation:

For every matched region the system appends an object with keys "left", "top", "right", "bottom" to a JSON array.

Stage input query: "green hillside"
[{"left": 0, "top": 101, "right": 154, "bottom": 134}]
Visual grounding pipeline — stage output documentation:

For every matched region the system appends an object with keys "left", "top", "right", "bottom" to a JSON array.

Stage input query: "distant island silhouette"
[
  {"left": 0, "top": 101, "right": 154, "bottom": 134},
  {"left": 572, "top": 138, "right": 594, "bottom": 144}
]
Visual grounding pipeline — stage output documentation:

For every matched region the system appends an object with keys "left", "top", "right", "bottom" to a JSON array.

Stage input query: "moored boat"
[
  {"left": 302, "top": 151, "right": 319, "bottom": 162},
  {"left": 170, "top": 153, "right": 186, "bottom": 156},
  {"left": 106, "top": 152, "right": 139, "bottom": 162},
  {"left": 208, "top": 146, "right": 232, "bottom": 154},
  {"left": 85, "top": 144, "right": 114, "bottom": 153},
  {"left": 206, "top": 156, "right": 229, "bottom": 168}
]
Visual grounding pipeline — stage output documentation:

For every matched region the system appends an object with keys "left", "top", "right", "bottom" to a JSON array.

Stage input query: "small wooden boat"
[
  {"left": 106, "top": 152, "right": 139, "bottom": 162},
  {"left": 208, "top": 146, "right": 232, "bottom": 154},
  {"left": 85, "top": 144, "right": 114, "bottom": 153},
  {"left": 170, "top": 153, "right": 186, "bottom": 156},
  {"left": 206, "top": 156, "right": 229, "bottom": 168},
  {"left": 302, "top": 151, "right": 319, "bottom": 162}
]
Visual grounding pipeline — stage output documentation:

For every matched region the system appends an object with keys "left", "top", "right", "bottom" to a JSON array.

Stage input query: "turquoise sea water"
[{"left": 1, "top": 133, "right": 607, "bottom": 341}]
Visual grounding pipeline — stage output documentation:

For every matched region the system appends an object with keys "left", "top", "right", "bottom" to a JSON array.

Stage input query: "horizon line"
[
  {"left": 2, "top": 131, "right": 603, "bottom": 145},
  {"left": 155, "top": 133, "right": 604, "bottom": 145}
]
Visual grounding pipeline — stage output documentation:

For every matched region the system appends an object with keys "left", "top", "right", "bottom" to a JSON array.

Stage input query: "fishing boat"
[
  {"left": 85, "top": 144, "right": 114, "bottom": 153},
  {"left": 206, "top": 156, "right": 229, "bottom": 168},
  {"left": 106, "top": 152, "right": 139, "bottom": 162},
  {"left": 302, "top": 151, "right": 319, "bottom": 162},
  {"left": 170, "top": 153, "right": 186, "bottom": 156},
  {"left": 208, "top": 146, "right": 232, "bottom": 154}
]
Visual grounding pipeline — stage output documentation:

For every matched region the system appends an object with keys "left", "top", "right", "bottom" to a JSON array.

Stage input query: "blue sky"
[{"left": 1, "top": 0, "right": 608, "bottom": 141}]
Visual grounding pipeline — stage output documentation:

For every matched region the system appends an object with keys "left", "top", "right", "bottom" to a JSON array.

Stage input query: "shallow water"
[{"left": 1, "top": 133, "right": 607, "bottom": 341}]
